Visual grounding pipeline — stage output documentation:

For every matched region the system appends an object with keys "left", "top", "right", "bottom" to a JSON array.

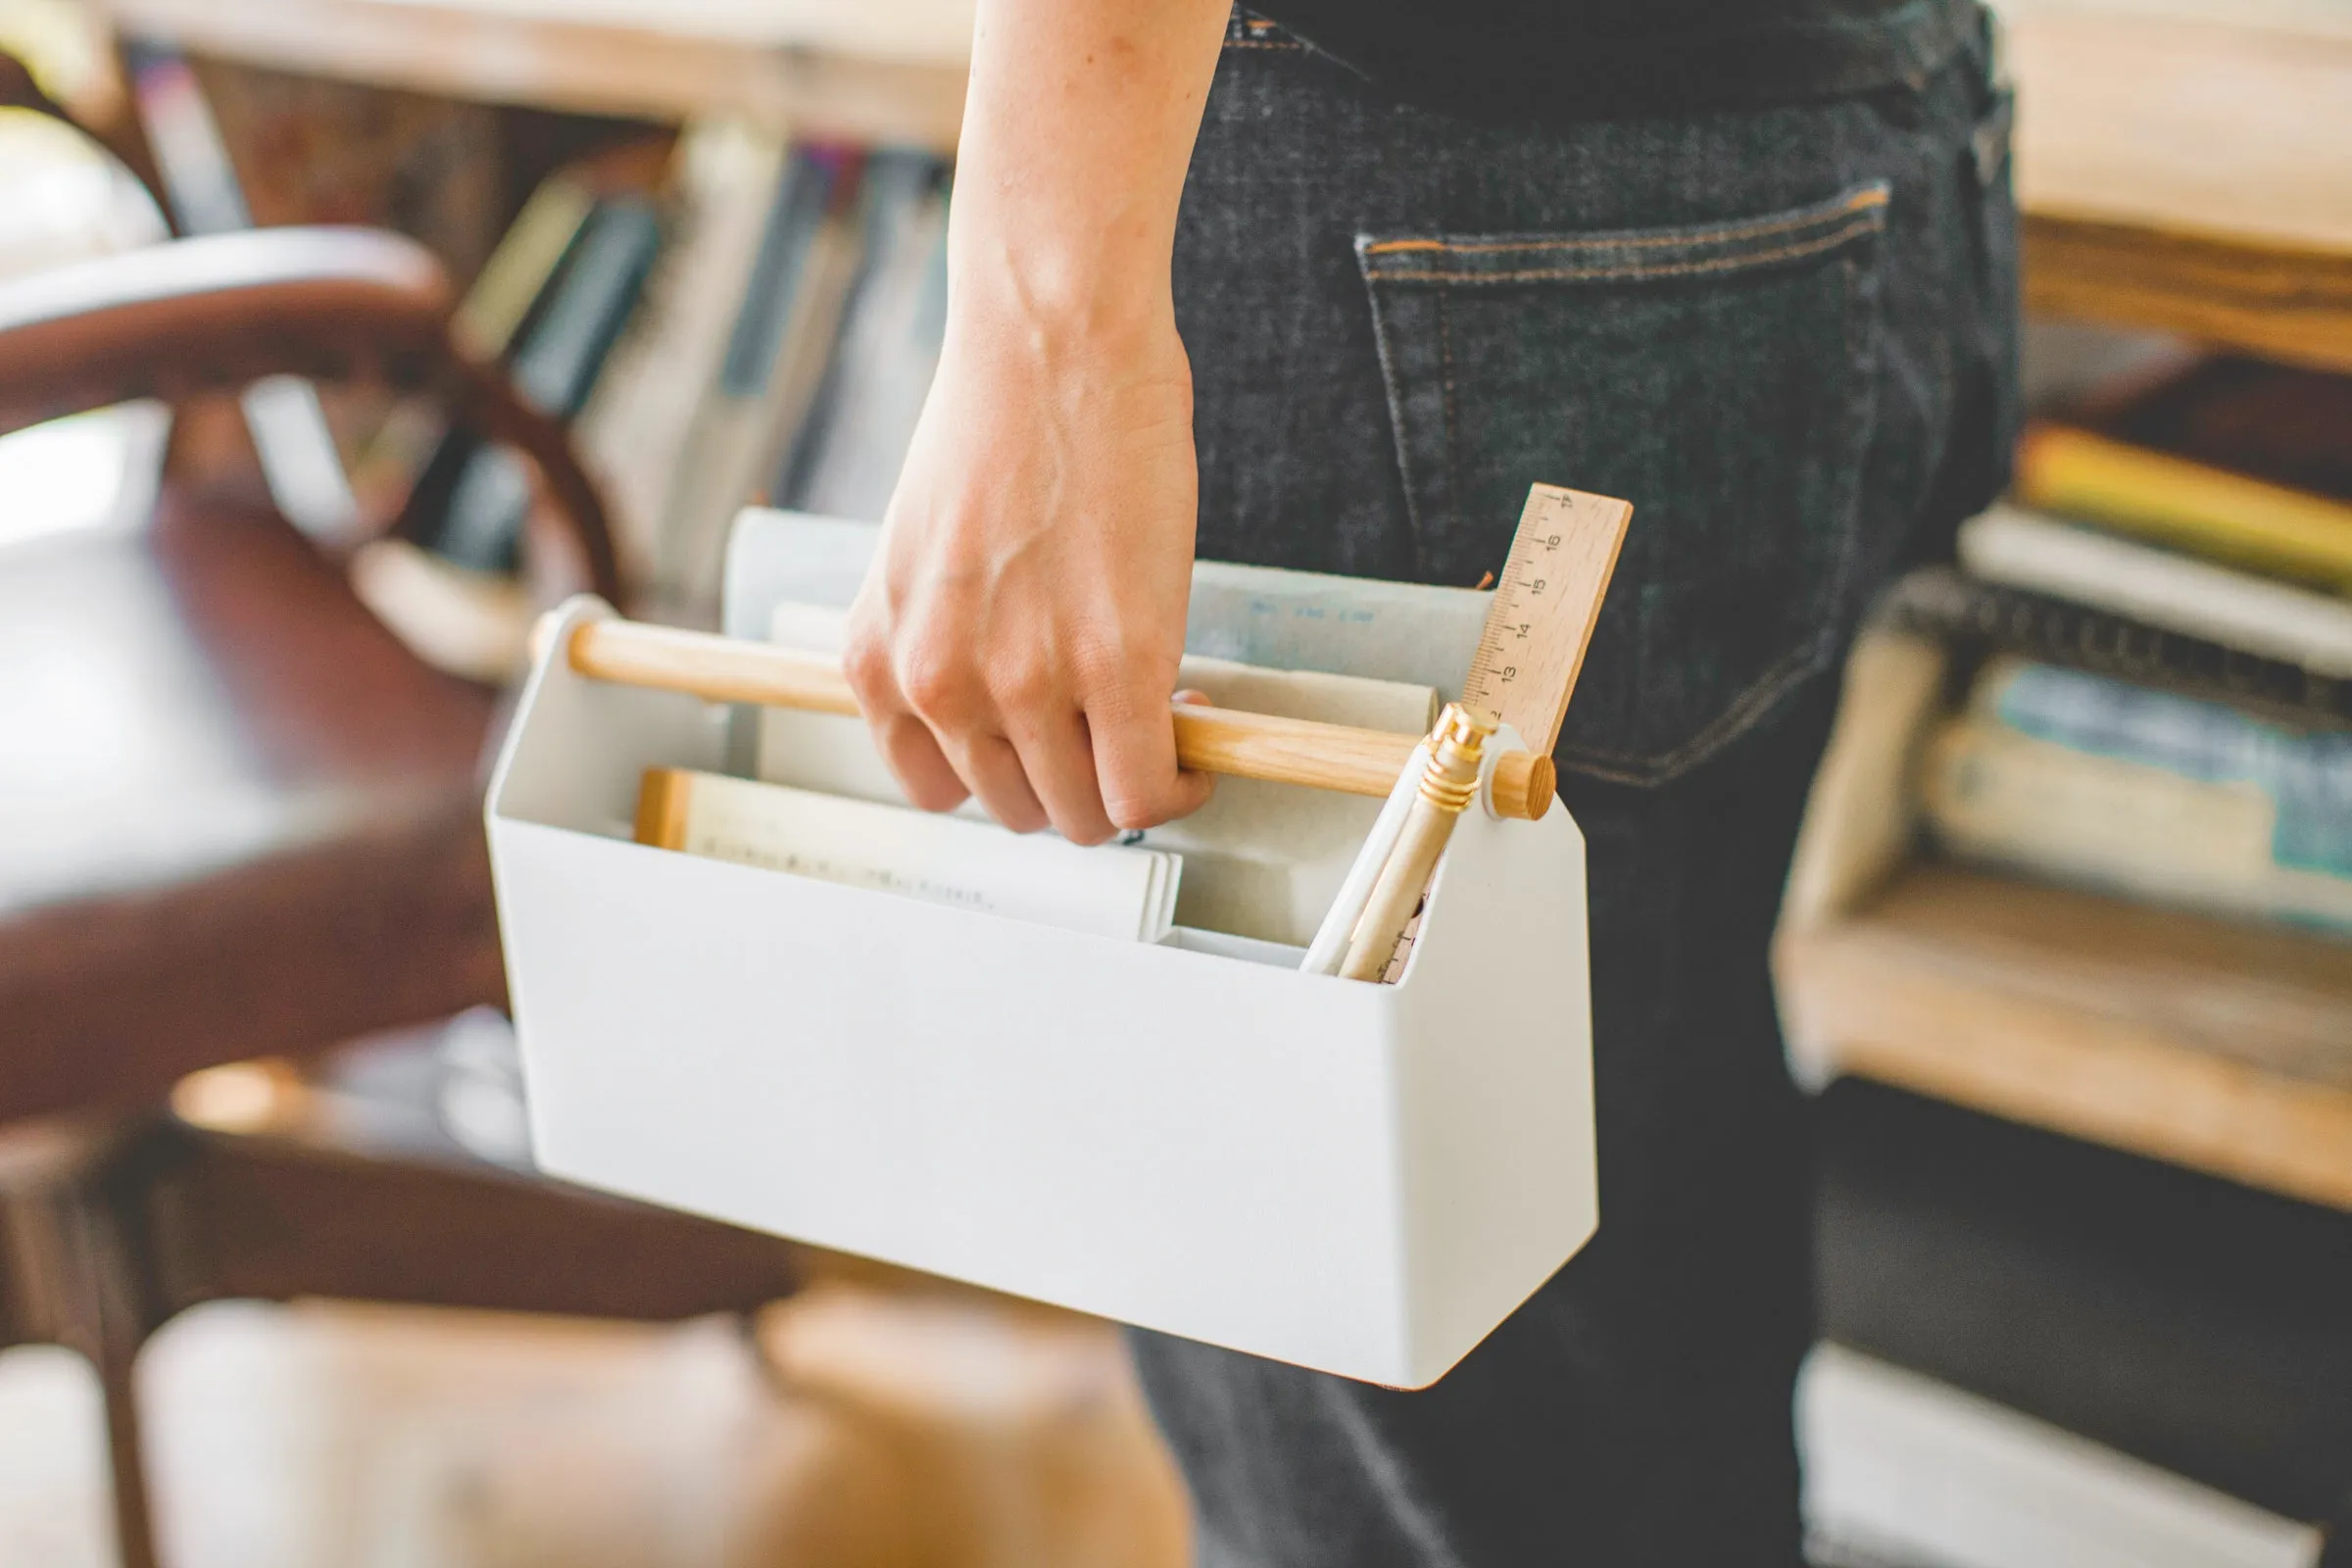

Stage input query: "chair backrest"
[
  {"left": 0, "top": 224, "right": 622, "bottom": 601},
  {"left": 0, "top": 44, "right": 622, "bottom": 603}
]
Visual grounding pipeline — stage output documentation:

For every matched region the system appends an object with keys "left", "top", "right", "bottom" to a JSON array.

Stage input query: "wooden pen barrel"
[{"left": 561, "top": 616, "right": 1557, "bottom": 822}]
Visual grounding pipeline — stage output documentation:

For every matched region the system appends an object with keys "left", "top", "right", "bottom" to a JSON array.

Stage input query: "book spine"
[
  {"left": 572, "top": 121, "right": 792, "bottom": 590},
  {"left": 773, "top": 149, "right": 945, "bottom": 511},
  {"left": 654, "top": 146, "right": 835, "bottom": 600},
  {"left": 425, "top": 198, "right": 664, "bottom": 574},
  {"left": 1975, "top": 661, "right": 2352, "bottom": 880},
  {"left": 740, "top": 156, "right": 868, "bottom": 509},
  {"left": 349, "top": 172, "right": 596, "bottom": 521},
  {"left": 508, "top": 197, "right": 664, "bottom": 420},
  {"left": 2015, "top": 423, "right": 2352, "bottom": 594},
  {"left": 1878, "top": 568, "right": 2352, "bottom": 728},
  {"left": 788, "top": 173, "right": 951, "bottom": 519},
  {"left": 1920, "top": 715, "right": 2352, "bottom": 934},
  {"left": 451, "top": 173, "right": 599, "bottom": 362}
]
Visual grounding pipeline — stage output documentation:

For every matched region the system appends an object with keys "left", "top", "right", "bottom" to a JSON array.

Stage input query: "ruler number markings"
[{"left": 1462, "top": 483, "right": 1634, "bottom": 756}]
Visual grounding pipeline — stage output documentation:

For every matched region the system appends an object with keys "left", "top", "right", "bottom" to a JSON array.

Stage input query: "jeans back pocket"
[{"left": 1357, "top": 181, "right": 1890, "bottom": 783}]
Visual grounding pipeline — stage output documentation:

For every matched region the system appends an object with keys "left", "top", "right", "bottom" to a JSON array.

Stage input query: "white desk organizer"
[{"left": 489, "top": 583, "right": 1595, "bottom": 1389}]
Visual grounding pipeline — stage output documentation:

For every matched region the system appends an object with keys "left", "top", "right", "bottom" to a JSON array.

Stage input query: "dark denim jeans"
[{"left": 1134, "top": 12, "right": 2019, "bottom": 1566}]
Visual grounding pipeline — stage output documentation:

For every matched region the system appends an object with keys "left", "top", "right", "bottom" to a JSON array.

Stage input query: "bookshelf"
[
  {"left": 1777, "top": 625, "right": 2352, "bottom": 1216},
  {"left": 94, "top": 0, "right": 2352, "bottom": 368}
]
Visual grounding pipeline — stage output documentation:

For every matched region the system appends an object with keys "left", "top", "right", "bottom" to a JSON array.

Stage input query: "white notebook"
[
  {"left": 1958, "top": 504, "right": 2352, "bottom": 678},
  {"left": 638, "top": 767, "right": 1182, "bottom": 943}
]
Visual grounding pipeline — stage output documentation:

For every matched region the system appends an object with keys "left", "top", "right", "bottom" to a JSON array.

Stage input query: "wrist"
[{"left": 947, "top": 205, "right": 1177, "bottom": 362}]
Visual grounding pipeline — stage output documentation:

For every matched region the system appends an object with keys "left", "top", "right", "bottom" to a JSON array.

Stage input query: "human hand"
[{"left": 843, "top": 304, "right": 1214, "bottom": 845}]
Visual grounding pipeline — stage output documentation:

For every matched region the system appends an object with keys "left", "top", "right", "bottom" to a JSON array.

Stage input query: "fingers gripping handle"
[{"left": 556, "top": 612, "right": 1557, "bottom": 821}]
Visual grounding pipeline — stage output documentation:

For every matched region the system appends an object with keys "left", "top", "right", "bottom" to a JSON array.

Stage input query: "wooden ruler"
[{"left": 1460, "top": 483, "right": 1634, "bottom": 754}]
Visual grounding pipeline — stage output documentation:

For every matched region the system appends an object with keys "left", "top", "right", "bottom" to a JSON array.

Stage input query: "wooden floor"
[{"left": 0, "top": 1287, "right": 1191, "bottom": 1567}]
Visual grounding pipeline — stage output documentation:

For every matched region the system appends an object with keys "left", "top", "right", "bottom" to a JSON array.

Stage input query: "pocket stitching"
[
  {"left": 1438, "top": 290, "right": 1463, "bottom": 550},
  {"left": 1363, "top": 278, "right": 1434, "bottom": 572},
  {"left": 1361, "top": 185, "right": 1888, "bottom": 260},
  {"left": 1366, "top": 214, "right": 1886, "bottom": 287}
]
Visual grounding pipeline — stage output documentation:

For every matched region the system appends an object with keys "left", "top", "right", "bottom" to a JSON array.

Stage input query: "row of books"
[
  {"left": 1799, "top": 358, "right": 2352, "bottom": 1565},
  {"left": 1893, "top": 358, "right": 2352, "bottom": 938},
  {"left": 364, "top": 122, "right": 950, "bottom": 662},
  {"left": 113, "top": 47, "right": 951, "bottom": 672}
]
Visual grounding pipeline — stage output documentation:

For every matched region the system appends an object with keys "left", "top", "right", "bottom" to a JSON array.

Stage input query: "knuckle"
[
  {"left": 896, "top": 643, "right": 980, "bottom": 724},
  {"left": 986, "top": 659, "right": 1060, "bottom": 717},
  {"left": 1075, "top": 642, "right": 1178, "bottom": 725},
  {"left": 1067, "top": 637, "right": 1132, "bottom": 699},
  {"left": 841, "top": 630, "right": 896, "bottom": 704}
]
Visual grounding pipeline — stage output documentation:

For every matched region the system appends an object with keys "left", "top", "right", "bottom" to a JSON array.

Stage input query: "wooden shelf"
[
  {"left": 2008, "top": 8, "right": 2352, "bottom": 370},
  {"left": 2022, "top": 215, "right": 2352, "bottom": 377},
  {"left": 2008, "top": 9, "right": 2352, "bottom": 258},
  {"left": 96, "top": 0, "right": 974, "bottom": 149},
  {"left": 1781, "top": 858, "right": 2352, "bottom": 1213}
]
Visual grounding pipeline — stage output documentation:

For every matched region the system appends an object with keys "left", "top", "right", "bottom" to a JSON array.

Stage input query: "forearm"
[
  {"left": 845, "top": 0, "right": 1229, "bottom": 842},
  {"left": 953, "top": 0, "right": 1231, "bottom": 344}
]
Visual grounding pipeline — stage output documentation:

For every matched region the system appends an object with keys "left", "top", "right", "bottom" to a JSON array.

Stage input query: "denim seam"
[
  {"left": 1367, "top": 218, "right": 1885, "bottom": 286},
  {"left": 1361, "top": 187, "right": 1888, "bottom": 258},
  {"left": 1818, "top": 247, "right": 1886, "bottom": 678},
  {"left": 1554, "top": 644, "right": 1830, "bottom": 781},
  {"left": 1438, "top": 288, "right": 1463, "bottom": 547},
  {"left": 1358, "top": 267, "right": 1436, "bottom": 574}
]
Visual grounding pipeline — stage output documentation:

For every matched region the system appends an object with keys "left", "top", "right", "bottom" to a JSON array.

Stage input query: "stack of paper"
[{"left": 637, "top": 767, "right": 1182, "bottom": 943}]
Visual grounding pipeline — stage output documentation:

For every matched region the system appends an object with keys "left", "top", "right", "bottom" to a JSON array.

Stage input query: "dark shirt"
[{"left": 1242, "top": 0, "right": 1986, "bottom": 120}]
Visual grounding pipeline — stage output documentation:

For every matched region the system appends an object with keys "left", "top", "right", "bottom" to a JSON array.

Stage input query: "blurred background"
[{"left": 0, "top": 0, "right": 2345, "bottom": 1564}]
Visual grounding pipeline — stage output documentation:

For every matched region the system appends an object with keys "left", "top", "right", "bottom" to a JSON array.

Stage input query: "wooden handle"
[{"left": 562, "top": 616, "right": 1556, "bottom": 821}]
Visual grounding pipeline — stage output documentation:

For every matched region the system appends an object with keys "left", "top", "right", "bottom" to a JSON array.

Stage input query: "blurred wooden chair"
[{"left": 0, "top": 79, "right": 801, "bottom": 1568}]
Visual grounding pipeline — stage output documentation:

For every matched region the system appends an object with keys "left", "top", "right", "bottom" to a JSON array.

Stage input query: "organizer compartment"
[{"left": 489, "top": 598, "right": 1597, "bottom": 1386}]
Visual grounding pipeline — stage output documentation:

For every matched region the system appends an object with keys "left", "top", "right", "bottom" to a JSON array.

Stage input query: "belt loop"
[
  {"left": 1971, "top": 87, "right": 2014, "bottom": 189},
  {"left": 1967, "top": 6, "right": 2014, "bottom": 190}
]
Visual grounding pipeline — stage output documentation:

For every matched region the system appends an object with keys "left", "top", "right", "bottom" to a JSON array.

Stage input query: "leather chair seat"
[{"left": 0, "top": 494, "right": 502, "bottom": 1124}]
